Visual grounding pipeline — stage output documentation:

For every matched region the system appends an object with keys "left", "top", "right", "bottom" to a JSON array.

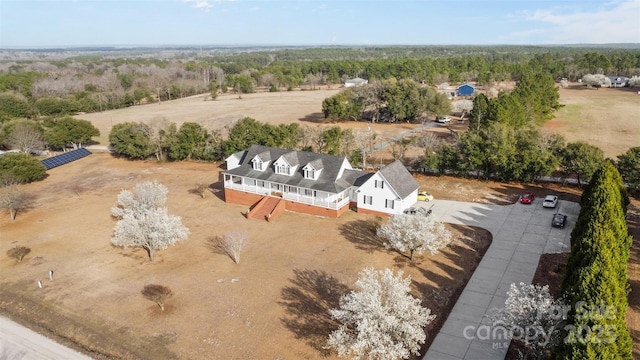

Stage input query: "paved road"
[
  {"left": 0, "top": 317, "right": 91, "bottom": 360},
  {"left": 417, "top": 197, "right": 580, "bottom": 360}
]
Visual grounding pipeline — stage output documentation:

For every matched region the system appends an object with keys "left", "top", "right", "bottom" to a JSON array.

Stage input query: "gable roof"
[
  {"left": 224, "top": 145, "right": 358, "bottom": 193},
  {"left": 457, "top": 83, "right": 475, "bottom": 90},
  {"left": 378, "top": 160, "right": 419, "bottom": 198}
]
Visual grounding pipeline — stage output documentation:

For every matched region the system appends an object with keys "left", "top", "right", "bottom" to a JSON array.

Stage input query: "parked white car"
[
  {"left": 542, "top": 195, "right": 559, "bottom": 208},
  {"left": 436, "top": 116, "right": 451, "bottom": 123}
]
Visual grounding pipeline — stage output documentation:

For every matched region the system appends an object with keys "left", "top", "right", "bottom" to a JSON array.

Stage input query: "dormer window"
[
  {"left": 302, "top": 161, "right": 322, "bottom": 180},
  {"left": 252, "top": 158, "right": 265, "bottom": 171},
  {"left": 276, "top": 164, "right": 291, "bottom": 175},
  {"left": 304, "top": 168, "right": 315, "bottom": 179}
]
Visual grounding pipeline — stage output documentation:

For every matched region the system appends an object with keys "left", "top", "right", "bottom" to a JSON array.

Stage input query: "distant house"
[
  {"left": 607, "top": 76, "right": 630, "bottom": 88},
  {"left": 344, "top": 77, "right": 368, "bottom": 88},
  {"left": 222, "top": 145, "right": 418, "bottom": 219},
  {"left": 457, "top": 83, "right": 475, "bottom": 97}
]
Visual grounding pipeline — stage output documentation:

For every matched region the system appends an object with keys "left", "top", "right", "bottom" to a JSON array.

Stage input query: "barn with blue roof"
[{"left": 457, "top": 83, "right": 475, "bottom": 97}]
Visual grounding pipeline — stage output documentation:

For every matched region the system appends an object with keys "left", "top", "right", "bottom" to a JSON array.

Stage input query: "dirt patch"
[{"left": 1, "top": 152, "right": 490, "bottom": 360}]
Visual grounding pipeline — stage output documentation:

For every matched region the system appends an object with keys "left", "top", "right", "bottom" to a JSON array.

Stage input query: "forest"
[{"left": 0, "top": 45, "right": 639, "bottom": 118}]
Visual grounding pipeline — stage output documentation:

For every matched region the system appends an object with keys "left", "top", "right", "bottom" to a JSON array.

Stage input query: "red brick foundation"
[
  {"left": 224, "top": 188, "right": 349, "bottom": 218},
  {"left": 356, "top": 207, "right": 392, "bottom": 217}
]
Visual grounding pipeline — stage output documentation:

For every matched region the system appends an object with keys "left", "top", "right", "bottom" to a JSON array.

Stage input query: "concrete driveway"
[
  {"left": 0, "top": 317, "right": 91, "bottom": 360},
  {"left": 417, "top": 197, "right": 580, "bottom": 360}
]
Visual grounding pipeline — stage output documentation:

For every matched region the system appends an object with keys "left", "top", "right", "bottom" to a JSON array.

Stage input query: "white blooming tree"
[
  {"left": 452, "top": 99, "right": 473, "bottom": 120},
  {"left": 111, "top": 181, "right": 189, "bottom": 261},
  {"left": 377, "top": 214, "right": 452, "bottom": 260},
  {"left": 581, "top": 74, "right": 610, "bottom": 88},
  {"left": 112, "top": 180, "right": 168, "bottom": 217},
  {"left": 488, "top": 282, "right": 565, "bottom": 359},
  {"left": 327, "top": 268, "right": 435, "bottom": 360}
]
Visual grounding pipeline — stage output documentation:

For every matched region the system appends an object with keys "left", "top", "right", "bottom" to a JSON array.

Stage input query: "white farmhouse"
[{"left": 222, "top": 145, "right": 418, "bottom": 220}]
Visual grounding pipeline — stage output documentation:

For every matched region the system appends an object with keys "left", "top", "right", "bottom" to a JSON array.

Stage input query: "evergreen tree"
[{"left": 557, "top": 162, "right": 632, "bottom": 359}]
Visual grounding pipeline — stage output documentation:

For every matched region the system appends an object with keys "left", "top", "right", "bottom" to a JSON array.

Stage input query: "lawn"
[{"left": 543, "top": 85, "right": 640, "bottom": 158}]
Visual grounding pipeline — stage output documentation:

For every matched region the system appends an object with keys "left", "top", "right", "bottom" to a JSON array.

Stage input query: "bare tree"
[
  {"left": 191, "top": 183, "right": 210, "bottom": 198},
  {"left": 7, "top": 122, "right": 43, "bottom": 154},
  {"left": 141, "top": 284, "right": 173, "bottom": 311},
  {"left": 353, "top": 129, "right": 376, "bottom": 169},
  {"left": 418, "top": 132, "right": 440, "bottom": 151},
  {"left": 7, "top": 246, "right": 31, "bottom": 263},
  {"left": 0, "top": 184, "right": 36, "bottom": 221},
  {"left": 218, "top": 231, "right": 247, "bottom": 264},
  {"left": 388, "top": 137, "right": 415, "bottom": 164}
]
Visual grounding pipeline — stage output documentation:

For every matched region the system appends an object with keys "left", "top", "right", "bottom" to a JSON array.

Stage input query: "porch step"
[{"left": 247, "top": 196, "right": 284, "bottom": 221}]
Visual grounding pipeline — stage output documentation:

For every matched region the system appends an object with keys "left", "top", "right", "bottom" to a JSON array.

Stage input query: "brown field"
[
  {"left": 543, "top": 84, "right": 640, "bottom": 158},
  {"left": 1, "top": 153, "right": 494, "bottom": 360},
  {"left": 3, "top": 84, "right": 640, "bottom": 359},
  {"left": 77, "top": 89, "right": 343, "bottom": 145}
]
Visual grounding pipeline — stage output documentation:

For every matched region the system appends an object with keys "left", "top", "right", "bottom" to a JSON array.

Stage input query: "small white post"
[
  {"left": 37, "top": 280, "right": 43, "bottom": 289},
  {"left": 48, "top": 270, "right": 54, "bottom": 281}
]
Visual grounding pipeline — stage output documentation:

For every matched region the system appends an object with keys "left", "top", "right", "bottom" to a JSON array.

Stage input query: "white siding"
[
  {"left": 225, "top": 154, "right": 242, "bottom": 170},
  {"left": 357, "top": 173, "right": 403, "bottom": 215}
]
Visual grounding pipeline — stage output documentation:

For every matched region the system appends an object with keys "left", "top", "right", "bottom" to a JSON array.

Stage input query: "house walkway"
[{"left": 417, "top": 198, "right": 580, "bottom": 360}]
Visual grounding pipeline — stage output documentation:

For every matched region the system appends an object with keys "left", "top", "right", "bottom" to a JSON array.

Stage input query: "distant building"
[
  {"left": 344, "top": 77, "right": 368, "bottom": 88},
  {"left": 456, "top": 83, "right": 475, "bottom": 97},
  {"left": 607, "top": 76, "right": 630, "bottom": 88}
]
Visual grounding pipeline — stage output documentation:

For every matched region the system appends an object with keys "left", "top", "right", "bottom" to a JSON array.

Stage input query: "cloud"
[
  {"left": 182, "top": 0, "right": 239, "bottom": 11},
  {"left": 505, "top": 0, "right": 640, "bottom": 44},
  {"left": 183, "top": 0, "right": 213, "bottom": 11}
]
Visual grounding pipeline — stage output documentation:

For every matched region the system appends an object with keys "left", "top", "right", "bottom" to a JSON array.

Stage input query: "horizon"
[
  {"left": 1, "top": 0, "right": 639, "bottom": 48},
  {"left": 2, "top": 43, "right": 639, "bottom": 52}
]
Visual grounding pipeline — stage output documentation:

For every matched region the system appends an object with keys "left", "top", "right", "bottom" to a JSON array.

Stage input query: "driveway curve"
[
  {"left": 418, "top": 198, "right": 580, "bottom": 360},
  {"left": 0, "top": 317, "right": 91, "bottom": 360}
]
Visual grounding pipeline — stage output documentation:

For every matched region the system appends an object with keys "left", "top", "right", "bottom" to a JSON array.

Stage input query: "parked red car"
[{"left": 520, "top": 192, "right": 535, "bottom": 204}]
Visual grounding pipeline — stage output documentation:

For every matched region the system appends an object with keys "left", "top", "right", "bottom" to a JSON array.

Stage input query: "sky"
[{"left": 1, "top": 0, "right": 639, "bottom": 48}]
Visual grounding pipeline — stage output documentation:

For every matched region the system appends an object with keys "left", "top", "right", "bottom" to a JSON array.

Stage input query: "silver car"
[{"left": 543, "top": 195, "right": 558, "bottom": 208}]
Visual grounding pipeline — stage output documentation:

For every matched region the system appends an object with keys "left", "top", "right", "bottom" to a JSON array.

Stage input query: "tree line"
[
  {"left": 108, "top": 117, "right": 361, "bottom": 163},
  {"left": 1, "top": 46, "right": 638, "bottom": 121}
]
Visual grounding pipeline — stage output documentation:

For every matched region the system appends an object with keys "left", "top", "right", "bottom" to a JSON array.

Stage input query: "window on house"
[
  {"left": 375, "top": 180, "right": 384, "bottom": 189},
  {"left": 257, "top": 180, "right": 265, "bottom": 188},
  {"left": 276, "top": 165, "right": 290, "bottom": 175},
  {"left": 385, "top": 199, "right": 394, "bottom": 209},
  {"left": 273, "top": 183, "right": 281, "bottom": 191},
  {"left": 253, "top": 160, "right": 263, "bottom": 171},
  {"left": 304, "top": 189, "right": 316, "bottom": 197},
  {"left": 363, "top": 195, "right": 373, "bottom": 205},
  {"left": 304, "top": 169, "right": 315, "bottom": 179}
]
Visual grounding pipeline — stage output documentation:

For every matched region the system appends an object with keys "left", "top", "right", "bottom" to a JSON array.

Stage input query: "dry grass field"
[
  {"left": 543, "top": 84, "right": 640, "bottom": 159},
  {"left": 78, "top": 89, "right": 342, "bottom": 145},
  {"left": 1, "top": 153, "right": 492, "bottom": 360},
  {"left": 3, "top": 84, "right": 639, "bottom": 359}
]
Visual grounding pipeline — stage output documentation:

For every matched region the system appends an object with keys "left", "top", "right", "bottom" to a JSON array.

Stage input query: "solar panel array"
[{"left": 41, "top": 148, "right": 92, "bottom": 170}]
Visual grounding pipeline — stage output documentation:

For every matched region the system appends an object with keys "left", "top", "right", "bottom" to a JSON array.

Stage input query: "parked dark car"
[{"left": 552, "top": 213, "right": 567, "bottom": 228}]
